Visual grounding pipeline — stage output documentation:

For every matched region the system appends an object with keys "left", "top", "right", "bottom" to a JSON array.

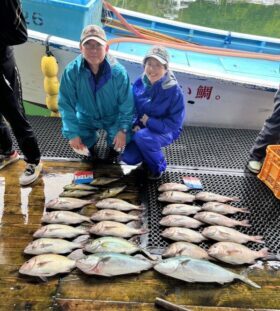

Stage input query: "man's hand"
[
  {"left": 113, "top": 131, "right": 126, "bottom": 151},
  {"left": 140, "top": 114, "right": 149, "bottom": 126},
  {"left": 69, "top": 137, "right": 85, "bottom": 150}
]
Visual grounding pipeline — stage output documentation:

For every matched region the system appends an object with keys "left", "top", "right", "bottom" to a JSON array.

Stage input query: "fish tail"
[
  {"left": 240, "top": 208, "right": 250, "bottom": 213},
  {"left": 257, "top": 247, "right": 269, "bottom": 258},
  {"left": 252, "top": 235, "right": 265, "bottom": 244},
  {"left": 240, "top": 219, "right": 251, "bottom": 227},
  {"left": 139, "top": 228, "right": 149, "bottom": 235},
  {"left": 141, "top": 249, "right": 159, "bottom": 261},
  {"left": 238, "top": 275, "right": 261, "bottom": 288},
  {"left": 230, "top": 197, "right": 240, "bottom": 202}
]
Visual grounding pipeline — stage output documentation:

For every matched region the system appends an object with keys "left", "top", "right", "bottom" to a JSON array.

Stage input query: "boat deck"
[{"left": 1, "top": 116, "right": 280, "bottom": 310}]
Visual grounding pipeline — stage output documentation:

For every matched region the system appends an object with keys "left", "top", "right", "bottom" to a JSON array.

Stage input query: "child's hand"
[
  {"left": 140, "top": 114, "right": 149, "bottom": 126},
  {"left": 133, "top": 125, "right": 141, "bottom": 132}
]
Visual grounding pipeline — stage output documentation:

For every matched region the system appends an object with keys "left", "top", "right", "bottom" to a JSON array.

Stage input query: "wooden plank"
[
  {"left": 57, "top": 269, "right": 280, "bottom": 309},
  {"left": 56, "top": 299, "right": 277, "bottom": 311},
  {"left": 1, "top": 160, "right": 280, "bottom": 311}
]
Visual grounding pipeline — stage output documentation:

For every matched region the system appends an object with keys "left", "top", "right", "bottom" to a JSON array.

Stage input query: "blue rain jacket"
[
  {"left": 58, "top": 54, "right": 134, "bottom": 147},
  {"left": 121, "top": 71, "right": 185, "bottom": 174},
  {"left": 133, "top": 71, "right": 185, "bottom": 138}
]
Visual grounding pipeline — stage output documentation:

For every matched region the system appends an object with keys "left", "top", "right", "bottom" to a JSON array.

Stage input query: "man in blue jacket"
[
  {"left": 59, "top": 25, "right": 134, "bottom": 162},
  {"left": 121, "top": 46, "right": 185, "bottom": 179}
]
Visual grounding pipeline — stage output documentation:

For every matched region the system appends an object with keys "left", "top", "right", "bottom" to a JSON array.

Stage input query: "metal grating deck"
[
  {"left": 9, "top": 116, "right": 280, "bottom": 254},
  {"left": 10, "top": 116, "right": 259, "bottom": 170},
  {"left": 142, "top": 170, "right": 280, "bottom": 254}
]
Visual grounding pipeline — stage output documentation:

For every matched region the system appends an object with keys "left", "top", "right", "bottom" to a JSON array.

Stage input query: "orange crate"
[{"left": 258, "top": 145, "right": 280, "bottom": 199}]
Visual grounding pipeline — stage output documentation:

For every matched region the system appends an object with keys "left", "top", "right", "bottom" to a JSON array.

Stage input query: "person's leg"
[
  {"left": 250, "top": 89, "right": 280, "bottom": 161},
  {"left": 248, "top": 89, "right": 280, "bottom": 173},
  {"left": 0, "top": 54, "right": 41, "bottom": 165},
  {"left": 133, "top": 128, "right": 173, "bottom": 179},
  {"left": 121, "top": 140, "right": 143, "bottom": 165}
]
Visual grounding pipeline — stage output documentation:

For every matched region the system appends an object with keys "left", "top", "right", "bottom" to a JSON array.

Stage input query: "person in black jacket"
[
  {"left": 247, "top": 88, "right": 280, "bottom": 174},
  {"left": 0, "top": 0, "right": 42, "bottom": 185}
]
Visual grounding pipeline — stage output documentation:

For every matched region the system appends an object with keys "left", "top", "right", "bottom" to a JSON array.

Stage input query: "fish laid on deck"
[
  {"left": 208, "top": 242, "right": 269, "bottom": 265},
  {"left": 45, "top": 197, "right": 95, "bottom": 210},
  {"left": 19, "top": 254, "right": 76, "bottom": 280},
  {"left": 91, "top": 209, "right": 141, "bottom": 222},
  {"left": 162, "top": 242, "right": 211, "bottom": 260},
  {"left": 162, "top": 204, "right": 201, "bottom": 216},
  {"left": 158, "top": 191, "right": 196, "bottom": 203},
  {"left": 201, "top": 202, "right": 249, "bottom": 214},
  {"left": 202, "top": 226, "right": 264, "bottom": 243},
  {"left": 84, "top": 236, "right": 155, "bottom": 260},
  {"left": 59, "top": 190, "right": 96, "bottom": 198},
  {"left": 96, "top": 198, "right": 143, "bottom": 211},
  {"left": 99, "top": 185, "right": 127, "bottom": 199},
  {"left": 154, "top": 256, "right": 260, "bottom": 288},
  {"left": 90, "top": 177, "right": 120, "bottom": 186},
  {"left": 160, "top": 215, "right": 203, "bottom": 228},
  {"left": 195, "top": 191, "right": 239, "bottom": 203},
  {"left": 63, "top": 184, "right": 98, "bottom": 191},
  {"left": 41, "top": 211, "right": 91, "bottom": 224},
  {"left": 76, "top": 253, "right": 154, "bottom": 276},
  {"left": 24, "top": 236, "right": 89, "bottom": 255},
  {"left": 158, "top": 183, "right": 189, "bottom": 192},
  {"left": 90, "top": 221, "right": 149, "bottom": 238},
  {"left": 161, "top": 227, "right": 206, "bottom": 243},
  {"left": 33, "top": 224, "right": 89, "bottom": 239},
  {"left": 194, "top": 211, "right": 251, "bottom": 227}
]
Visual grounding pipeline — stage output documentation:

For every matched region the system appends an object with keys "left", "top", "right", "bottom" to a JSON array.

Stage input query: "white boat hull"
[{"left": 15, "top": 40, "right": 275, "bottom": 130}]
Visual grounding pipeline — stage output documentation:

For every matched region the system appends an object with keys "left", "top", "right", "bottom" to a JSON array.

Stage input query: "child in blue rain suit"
[{"left": 121, "top": 46, "right": 185, "bottom": 179}]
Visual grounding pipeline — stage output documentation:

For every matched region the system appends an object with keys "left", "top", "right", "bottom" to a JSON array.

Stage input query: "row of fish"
[
  {"left": 157, "top": 183, "right": 268, "bottom": 266},
  {"left": 19, "top": 250, "right": 260, "bottom": 288}
]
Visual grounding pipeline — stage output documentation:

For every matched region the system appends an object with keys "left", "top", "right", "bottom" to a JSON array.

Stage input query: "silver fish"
[
  {"left": 59, "top": 190, "right": 96, "bottom": 198},
  {"left": 202, "top": 226, "right": 264, "bottom": 244},
  {"left": 160, "top": 215, "right": 203, "bottom": 228},
  {"left": 208, "top": 242, "right": 269, "bottom": 265},
  {"left": 91, "top": 209, "right": 140, "bottom": 222},
  {"left": 76, "top": 253, "right": 153, "bottom": 276},
  {"left": 24, "top": 237, "right": 87, "bottom": 255},
  {"left": 161, "top": 227, "right": 206, "bottom": 243},
  {"left": 84, "top": 236, "right": 155, "bottom": 260},
  {"left": 19, "top": 254, "right": 76, "bottom": 279},
  {"left": 158, "top": 183, "right": 189, "bottom": 192},
  {"left": 90, "top": 221, "right": 148, "bottom": 238},
  {"left": 158, "top": 191, "right": 195, "bottom": 203},
  {"left": 45, "top": 197, "right": 95, "bottom": 210},
  {"left": 99, "top": 185, "right": 127, "bottom": 199},
  {"left": 162, "top": 242, "right": 211, "bottom": 260},
  {"left": 154, "top": 256, "right": 260, "bottom": 288},
  {"left": 201, "top": 202, "right": 249, "bottom": 215},
  {"left": 162, "top": 204, "right": 201, "bottom": 216},
  {"left": 90, "top": 177, "right": 120, "bottom": 186},
  {"left": 195, "top": 191, "right": 239, "bottom": 203},
  {"left": 194, "top": 211, "right": 250, "bottom": 227},
  {"left": 63, "top": 184, "right": 98, "bottom": 191},
  {"left": 33, "top": 224, "right": 89, "bottom": 239},
  {"left": 96, "top": 198, "right": 143, "bottom": 211},
  {"left": 41, "top": 211, "right": 91, "bottom": 224}
]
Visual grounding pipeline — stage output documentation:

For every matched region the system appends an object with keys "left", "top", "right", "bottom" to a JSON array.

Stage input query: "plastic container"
[
  {"left": 258, "top": 145, "right": 280, "bottom": 199},
  {"left": 22, "top": 0, "right": 103, "bottom": 41}
]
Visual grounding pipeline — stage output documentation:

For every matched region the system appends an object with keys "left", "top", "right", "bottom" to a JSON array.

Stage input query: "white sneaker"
[
  {"left": 247, "top": 160, "right": 262, "bottom": 174},
  {"left": 19, "top": 162, "right": 43, "bottom": 186},
  {"left": 0, "top": 151, "right": 20, "bottom": 170}
]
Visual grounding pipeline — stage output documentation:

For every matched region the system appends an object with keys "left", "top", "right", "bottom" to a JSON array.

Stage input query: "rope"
[{"left": 103, "top": 1, "right": 280, "bottom": 61}]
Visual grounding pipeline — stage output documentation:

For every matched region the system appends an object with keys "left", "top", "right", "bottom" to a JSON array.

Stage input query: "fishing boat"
[{"left": 16, "top": 0, "right": 280, "bottom": 129}]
